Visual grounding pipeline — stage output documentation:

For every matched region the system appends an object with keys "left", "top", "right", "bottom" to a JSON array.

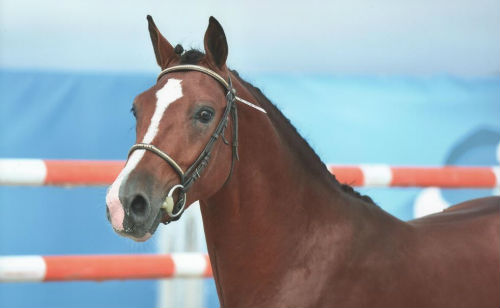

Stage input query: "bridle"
[{"left": 127, "top": 64, "right": 266, "bottom": 222}]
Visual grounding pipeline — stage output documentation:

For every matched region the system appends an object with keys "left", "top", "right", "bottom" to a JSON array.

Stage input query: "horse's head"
[{"left": 105, "top": 16, "right": 239, "bottom": 241}]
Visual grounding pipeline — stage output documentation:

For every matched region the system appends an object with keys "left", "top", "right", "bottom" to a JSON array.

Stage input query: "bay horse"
[{"left": 106, "top": 16, "right": 500, "bottom": 307}]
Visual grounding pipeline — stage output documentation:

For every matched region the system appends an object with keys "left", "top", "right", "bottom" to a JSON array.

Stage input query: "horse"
[{"left": 105, "top": 16, "right": 500, "bottom": 307}]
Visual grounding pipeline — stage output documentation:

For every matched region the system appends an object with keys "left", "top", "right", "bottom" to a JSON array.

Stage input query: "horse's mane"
[{"left": 179, "top": 48, "right": 375, "bottom": 205}]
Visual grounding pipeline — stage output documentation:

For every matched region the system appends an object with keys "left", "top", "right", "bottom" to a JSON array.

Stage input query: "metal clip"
[{"left": 161, "top": 184, "right": 187, "bottom": 218}]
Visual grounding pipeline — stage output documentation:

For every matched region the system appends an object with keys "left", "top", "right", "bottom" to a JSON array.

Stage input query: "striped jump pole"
[
  {"left": 327, "top": 165, "right": 500, "bottom": 188},
  {"left": 0, "top": 159, "right": 124, "bottom": 186},
  {"left": 0, "top": 159, "right": 499, "bottom": 188},
  {"left": 0, "top": 254, "right": 212, "bottom": 282}
]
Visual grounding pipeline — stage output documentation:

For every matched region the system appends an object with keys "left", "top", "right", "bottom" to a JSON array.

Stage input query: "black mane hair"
[
  {"left": 231, "top": 70, "right": 375, "bottom": 205},
  {"left": 177, "top": 47, "right": 375, "bottom": 204},
  {"left": 179, "top": 48, "right": 204, "bottom": 65}
]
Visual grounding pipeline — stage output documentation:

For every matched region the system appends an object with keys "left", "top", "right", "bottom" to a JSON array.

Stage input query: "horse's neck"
[{"left": 200, "top": 83, "right": 402, "bottom": 306}]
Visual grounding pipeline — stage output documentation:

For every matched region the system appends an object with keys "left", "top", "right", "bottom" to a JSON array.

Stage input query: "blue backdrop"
[{"left": 0, "top": 69, "right": 498, "bottom": 307}]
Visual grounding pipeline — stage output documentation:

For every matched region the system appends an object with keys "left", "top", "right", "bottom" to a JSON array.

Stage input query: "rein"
[{"left": 128, "top": 65, "right": 265, "bottom": 222}]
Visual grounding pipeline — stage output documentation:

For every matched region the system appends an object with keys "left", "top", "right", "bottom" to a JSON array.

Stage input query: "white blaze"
[{"left": 106, "top": 79, "right": 183, "bottom": 231}]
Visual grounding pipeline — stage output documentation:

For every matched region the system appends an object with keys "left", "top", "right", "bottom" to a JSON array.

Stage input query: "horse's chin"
[
  {"left": 126, "top": 232, "right": 153, "bottom": 242},
  {"left": 115, "top": 229, "right": 154, "bottom": 242},
  {"left": 114, "top": 210, "right": 163, "bottom": 242}
]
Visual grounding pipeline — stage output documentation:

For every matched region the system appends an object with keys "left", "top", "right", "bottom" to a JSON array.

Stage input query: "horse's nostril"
[{"left": 130, "top": 194, "right": 148, "bottom": 217}]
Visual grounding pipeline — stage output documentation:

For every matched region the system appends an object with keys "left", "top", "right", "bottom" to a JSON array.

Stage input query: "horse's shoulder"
[
  {"left": 407, "top": 196, "right": 499, "bottom": 267},
  {"left": 444, "top": 196, "right": 499, "bottom": 213},
  {"left": 409, "top": 196, "right": 499, "bottom": 226}
]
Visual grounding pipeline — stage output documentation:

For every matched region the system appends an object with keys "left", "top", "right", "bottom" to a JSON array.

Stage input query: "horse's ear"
[
  {"left": 147, "top": 15, "right": 177, "bottom": 69},
  {"left": 203, "top": 16, "right": 228, "bottom": 69}
]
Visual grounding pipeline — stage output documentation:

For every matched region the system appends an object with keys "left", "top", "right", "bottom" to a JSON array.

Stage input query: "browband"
[{"left": 158, "top": 65, "right": 266, "bottom": 114}]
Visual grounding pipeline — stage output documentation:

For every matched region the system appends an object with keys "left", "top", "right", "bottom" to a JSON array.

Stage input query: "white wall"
[{"left": 1, "top": 0, "right": 498, "bottom": 76}]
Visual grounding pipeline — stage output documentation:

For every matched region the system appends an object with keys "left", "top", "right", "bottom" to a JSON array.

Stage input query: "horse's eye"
[
  {"left": 130, "top": 106, "right": 137, "bottom": 118},
  {"left": 196, "top": 108, "right": 214, "bottom": 124}
]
